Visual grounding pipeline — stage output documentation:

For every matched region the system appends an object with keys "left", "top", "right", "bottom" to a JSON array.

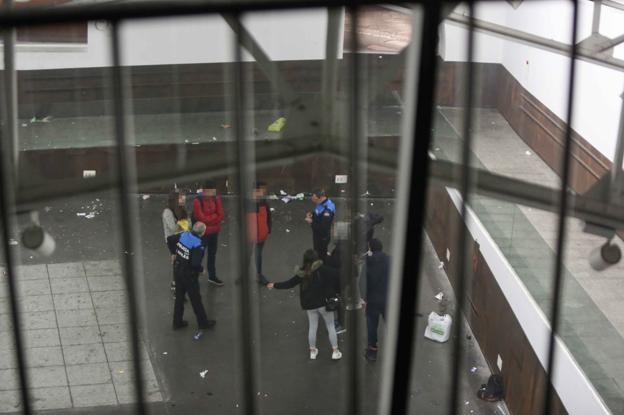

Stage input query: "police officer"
[
  {"left": 167, "top": 222, "right": 216, "bottom": 336},
  {"left": 305, "top": 189, "right": 336, "bottom": 261}
]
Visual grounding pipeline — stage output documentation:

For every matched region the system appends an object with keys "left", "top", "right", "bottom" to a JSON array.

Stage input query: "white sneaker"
[
  {"left": 332, "top": 349, "right": 342, "bottom": 360},
  {"left": 310, "top": 348, "right": 318, "bottom": 360}
]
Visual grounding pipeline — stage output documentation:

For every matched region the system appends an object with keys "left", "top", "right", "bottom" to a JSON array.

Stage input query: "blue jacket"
[
  {"left": 311, "top": 198, "right": 336, "bottom": 238},
  {"left": 167, "top": 231, "right": 204, "bottom": 276}
]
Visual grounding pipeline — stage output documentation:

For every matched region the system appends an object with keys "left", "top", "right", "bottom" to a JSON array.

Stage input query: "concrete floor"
[{"left": 0, "top": 191, "right": 505, "bottom": 414}]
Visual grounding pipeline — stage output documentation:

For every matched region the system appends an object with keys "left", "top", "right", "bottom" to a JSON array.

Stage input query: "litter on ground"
[{"left": 199, "top": 370, "right": 208, "bottom": 378}]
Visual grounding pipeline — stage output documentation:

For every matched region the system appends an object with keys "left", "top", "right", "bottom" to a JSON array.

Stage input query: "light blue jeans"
[{"left": 306, "top": 307, "right": 338, "bottom": 349}]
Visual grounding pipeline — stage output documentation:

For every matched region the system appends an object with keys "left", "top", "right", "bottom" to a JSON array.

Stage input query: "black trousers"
[
  {"left": 173, "top": 271, "right": 210, "bottom": 329},
  {"left": 202, "top": 232, "right": 219, "bottom": 279},
  {"left": 313, "top": 233, "right": 330, "bottom": 262}
]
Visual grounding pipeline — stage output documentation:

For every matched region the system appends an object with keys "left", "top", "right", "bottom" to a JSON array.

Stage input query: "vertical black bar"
[
  {"left": 389, "top": 2, "right": 441, "bottom": 414},
  {"left": 346, "top": 6, "right": 361, "bottom": 415},
  {"left": 448, "top": 1, "right": 476, "bottom": 414},
  {"left": 543, "top": 1, "right": 578, "bottom": 413},
  {"left": 0, "top": 0, "right": 32, "bottom": 410},
  {"left": 0, "top": 48, "right": 33, "bottom": 415},
  {"left": 230, "top": 13, "right": 257, "bottom": 415},
  {"left": 110, "top": 20, "right": 147, "bottom": 414}
]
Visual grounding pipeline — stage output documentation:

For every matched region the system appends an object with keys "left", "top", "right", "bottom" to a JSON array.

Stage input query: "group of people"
[{"left": 162, "top": 181, "right": 390, "bottom": 361}]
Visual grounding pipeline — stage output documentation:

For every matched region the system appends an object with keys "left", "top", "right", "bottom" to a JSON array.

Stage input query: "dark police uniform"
[
  {"left": 311, "top": 198, "right": 336, "bottom": 261},
  {"left": 167, "top": 231, "right": 212, "bottom": 329}
]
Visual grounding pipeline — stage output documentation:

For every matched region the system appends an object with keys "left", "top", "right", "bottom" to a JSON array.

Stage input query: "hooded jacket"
[
  {"left": 360, "top": 251, "right": 390, "bottom": 307},
  {"left": 311, "top": 198, "right": 336, "bottom": 239},
  {"left": 167, "top": 231, "right": 205, "bottom": 277},
  {"left": 193, "top": 194, "right": 224, "bottom": 235},
  {"left": 274, "top": 260, "right": 340, "bottom": 310}
]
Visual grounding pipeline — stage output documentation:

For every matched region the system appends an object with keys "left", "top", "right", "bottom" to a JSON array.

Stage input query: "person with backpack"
[
  {"left": 162, "top": 190, "right": 190, "bottom": 299},
  {"left": 267, "top": 249, "right": 342, "bottom": 360},
  {"left": 360, "top": 238, "right": 390, "bottom": 362},
  {"left": 247, "top": 181, "right": 271, "bottom": 285},
  {"left": 192, "top": 180, "right": 225, "bottom": 286}
]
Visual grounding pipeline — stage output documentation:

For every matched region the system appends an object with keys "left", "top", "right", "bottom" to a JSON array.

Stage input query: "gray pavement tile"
[
  {"left": 25, "top": 346, "right": 64, "bottom": 368},
  {"left": 0, "top": 390, "right": 20, "bottom": 412},
  {"left": 56, "top": 308, "right": 98, "bottom": 328},
  {"left": 27, "top": 366, "right": 67, "bottom": 388},
  {"left": 71, "top": 383, "right": 118, "bottom": 407},
  {"left": 53, "top": 292, "right": 94, "bottom": 311},
  {"left": 62, "top": 343, "right": 107, "bottom": 365},
  {"left": 16, "top": 265, "right": 48, "bottom": 281},
  {"left": 20, "top": 310, "right": 58, "bottom": 330},
  {"left": 99, "top": 324, "right": 129, "bottom": 343},
  {"left": 59, "top": 326, "right": 101, "bottom": 346},
  {"left": 23, "top": 328, "right": 60, "bottom": 349},
  {"left": 0, "top": 369, "right": 18, "bottom": 391},
  {"left": 30, "top": 386, "right": 72, "bottom": 411},
  {"left": 110, "top": 361, "right": 161, "bottom": 404},
  {"left": 47, "top": 262, "right": 86, "bottom": 279},
  {"left": 50, "top": 277, "right": 89, "bottom": 294},
  {"left": 17, "top": 279, "right": 51, "bottom": 297},
  {"left": 95, "top": 307, "right": 128, "bottom": 325},
  {"left": 0, "top": 350, "right": 15, "bottom": 370},
  {"left": 87, "top": 276, "right": 125, "bottom": 292},
  {"left": 15, "top": 295, "right": 54, "bottom": 314},
  {"left": 83, "top": 260, "right": 121, "bottom": 277},
  {"left": 67, "top": 362, "right": 112, "bottom": 386},
  {"left": 104, "top": 342, "right": 148, "bottom": 362},
  {"left": 91, "top": 290, "right": 127, "bottom": 309}
]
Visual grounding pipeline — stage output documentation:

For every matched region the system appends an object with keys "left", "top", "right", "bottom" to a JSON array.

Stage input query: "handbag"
[{"left": 325, "top": 296, "right": 340, "bottom": 312}]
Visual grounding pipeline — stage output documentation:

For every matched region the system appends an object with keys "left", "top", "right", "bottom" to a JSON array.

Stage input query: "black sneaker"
[
  {"left": 199, "top": 320, "right": 216, "bottom": 330},
  {"left": 172, "top": 320, "right": 189, "bottom": 330},
  {"left": 208, "top": 277, "right": 224, "bottom": 286},
  {"left": 335, "top": 322, "right": 346, "bottom": 335},
  {"left": 364, "top": 347, "right": 378, "bottom": 361}
]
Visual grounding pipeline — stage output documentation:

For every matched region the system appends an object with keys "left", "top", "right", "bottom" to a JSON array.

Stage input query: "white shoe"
[
  {"left": 310, "top": 348, "right": 318, "bottom": 360},
  {"left": 332, "top": 349, "right": 342, "bottom": 360}
]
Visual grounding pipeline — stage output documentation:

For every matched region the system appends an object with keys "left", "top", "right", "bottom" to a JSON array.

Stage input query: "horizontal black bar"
[{"left": 0, "top": 0, "right": 549, "bottom": 27}]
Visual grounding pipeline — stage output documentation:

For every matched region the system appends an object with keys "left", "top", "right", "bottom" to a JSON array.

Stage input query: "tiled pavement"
[{"left": 0, "top": 260, "right": 162, "bottom": 412}]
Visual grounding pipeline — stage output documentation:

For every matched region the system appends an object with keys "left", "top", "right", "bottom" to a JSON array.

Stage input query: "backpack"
[{"left": 477, "top": 374, "right": 504, "bottom": 402}]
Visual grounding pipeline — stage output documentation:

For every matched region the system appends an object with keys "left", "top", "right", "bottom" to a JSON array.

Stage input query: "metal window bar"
[
  {"left": 110, "top": 20, "right": 147, "bottom": 414},
  {"left": 543, "top": 0, "right": 579, "bottom": 413},
  {"left": 346, "top": 6, "right": 362, "bottom": 415},
  {"left": 0, "top": 2, "right": 33, "bottom": 411},
  {"left": 231, "top": 13, "right": 258, "bottom": 415},
  {"left": 386, "top": 2, "right": 442, "bottom": 414},
  {"left": 448, "top": 2, "right": 476, "bottom": 414}
]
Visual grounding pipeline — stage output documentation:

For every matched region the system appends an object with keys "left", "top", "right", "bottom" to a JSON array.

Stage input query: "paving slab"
[
  {"left": 62, "top": 343, "right": 107, "bottom": 365},
  {"left": 47, "top": 262, "right": 86, "bottom": 279},
  {"left": 67, "top": 362, "right": 112, "bottom": 386},
  {"left": 71, "top": 383, "right": 118, "bottom": 407}
]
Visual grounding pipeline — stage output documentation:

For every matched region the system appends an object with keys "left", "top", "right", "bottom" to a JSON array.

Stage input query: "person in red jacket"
[
  {"left": 247, "top": 181, "right": 271, "bottom": 285},
  {"left": 193, "top": 180, "right": 225, "bottom": 286}
]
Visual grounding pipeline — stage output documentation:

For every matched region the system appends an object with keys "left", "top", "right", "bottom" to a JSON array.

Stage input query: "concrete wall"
[
  {"left": 13, "top": 9, "right": 331, "bottom": 70},
  {"left": 441, "top": 0, "right": 624, "bottom": 162}
]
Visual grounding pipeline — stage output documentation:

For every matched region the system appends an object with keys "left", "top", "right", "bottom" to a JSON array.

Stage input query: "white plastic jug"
[{"left": 424, "top": 312, "right": 453, "bottom": 343}]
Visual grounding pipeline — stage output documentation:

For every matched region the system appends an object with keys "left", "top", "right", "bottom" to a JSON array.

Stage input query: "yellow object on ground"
[{"left": 267, "top": 117, "right": 286, "bottom": 132}]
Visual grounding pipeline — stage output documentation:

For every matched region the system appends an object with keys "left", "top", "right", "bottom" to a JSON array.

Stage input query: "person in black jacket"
[
  {"left": 305, "top": 189, "right": 335, "bottom": 261},
  {"left": 167, "top": 222, "right": 216, "bottom": 338},
  {"left": 267, "top": 249, "right": 342, "bottom": 360},
  {"left": 360, "top": 238, "right": 390, "bottom": 361}
]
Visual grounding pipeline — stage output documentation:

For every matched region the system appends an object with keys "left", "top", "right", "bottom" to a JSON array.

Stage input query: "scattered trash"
[
  {"left": 85, "top": 214, "right": 95, "bottom": 219},
  {"left": 8, "top": 239, "right": 18, "bottom": 246},
  {"left": 42, "top": 116, "right": 52, "bottom": 123},
  {"left": 221, "top": 243, "right": 228, "bottom": 247},
  {"left": 184, "top": 139, "right": 189, "bottom": 143},
  {"left": 525, "top": 150, "right": 532, "bottom": 156},
  {"left": 281, "top": 197, "right": 291, "bottom": 204},
  {"left": 212, "top": 136, "right": 217, "bottom": 141},
  {"left": 470, "top": 366, "right": 478, "bottom": 373},
  {"left": 77, "top": 213, "right": 87, "bottom": 217},
  {"left": 279, "top": 190, "right": 287, "bottom": 195},
  {"left": 434, "top": 292, "right": 444, "bottom": 301},
  {"left": 295, "top": 193, "right": 304, "bottom": 200},
  {"left": 162, "top": 352, "right": 168, "bottom": 355},
  {"left": 267, "top": 117, "right": 286, "bottom": 132},
  {"left": 221, "top": 123, "right": 231, "bottom": 129},
  {"left": 191, "top": 142, "right": 199, "bottom": 145},
  {"left": 43, "top": 206, "right": 52, "bottom": 212},
  {"left": 437, "top": 261, "right": 444, "bottom": 269},
  {"left": 285, "top": 229, "right": 291, "bottom": 233},
  {"left": 118, "top": 370, "right": 124, "bottom": 374},
  {"left": 199, "top": 369, "right": 208, "bottom": 378},
  {"left": 142, "top": 195, "right": 150, "bottom": 200},
  {"left": 269, "top": 208, "right": 275, "bottom": 212},
  {"left": 370, "top": 202, "right": 374, "bottom": 206},
  {"left": 361, "top": 190, "right": 370, "bottom": 197},
  {"left": 424, "top": 312, "right": 453, "bottom": 343},
  {"left": 465, "top": 401, "right": 470, "bottom": 405},
  {"left": 194, "top": 331, "right": 204, "bottom": 341},
  {"left": 21, "top": 123, "right": 27, "bottom": 127}
]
